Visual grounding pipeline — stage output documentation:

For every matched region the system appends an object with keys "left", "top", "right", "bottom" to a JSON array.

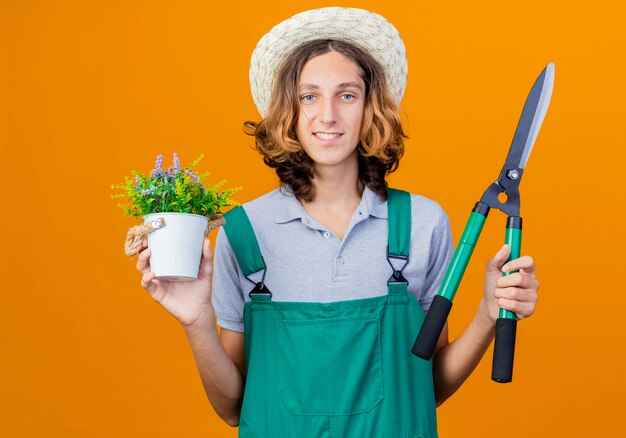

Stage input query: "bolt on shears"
[{"left": 412, "top": 63, "right": 555, "bottom": 383}]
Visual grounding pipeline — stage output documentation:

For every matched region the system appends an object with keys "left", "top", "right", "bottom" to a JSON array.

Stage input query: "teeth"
[{"left": 315, "top": 133, "right": 341, "bottom": 140}]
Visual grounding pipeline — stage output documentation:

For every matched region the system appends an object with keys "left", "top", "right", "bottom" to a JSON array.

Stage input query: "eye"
[
  {"left": 301, "top": 94, "right": 316, "bottom": 102},
  {"left": 341, "top": 94, "right": 355, "bottom": 101}
]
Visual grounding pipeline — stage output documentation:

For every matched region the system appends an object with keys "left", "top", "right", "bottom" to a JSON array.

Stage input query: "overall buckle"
[
  {"left": 386, "top": 246, "right": 409, "bottom": 285},
  {"left": 245, "top": 257, "right": 273, "bottom": 298}
]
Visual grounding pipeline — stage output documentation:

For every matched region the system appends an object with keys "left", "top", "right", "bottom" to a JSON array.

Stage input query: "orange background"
[{"left": 1, "top": 0, "right": 624, "bottom": 436}]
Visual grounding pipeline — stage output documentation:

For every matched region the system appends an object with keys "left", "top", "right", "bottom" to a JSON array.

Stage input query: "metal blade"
[
  {"left": 481, "top": 63, "right": 555, "bottom": 216},
  {"left": 503, "top": 63, "right": 555, "bottom": 172}
]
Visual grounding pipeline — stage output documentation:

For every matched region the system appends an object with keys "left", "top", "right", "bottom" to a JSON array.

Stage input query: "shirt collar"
[
  {"left": 274, "top": 184, "right": 388, "bottom": 224},
  {"left": 274, "top": 186, "right": 306, "bottom": 224},
  {"left": 363, "top": 185, "right": 388, "bottom": 219}
]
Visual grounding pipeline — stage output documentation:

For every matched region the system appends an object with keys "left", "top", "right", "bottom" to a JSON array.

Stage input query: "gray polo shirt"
[{"left": 211, "top": 185, "right": 454, "bottom": 332}]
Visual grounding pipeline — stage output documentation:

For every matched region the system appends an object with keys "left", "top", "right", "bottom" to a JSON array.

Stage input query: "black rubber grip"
[
  {"left": 472, "top": 201, "right": 490, "bottom": 216},
  {"left": 412, "top": 295, "right": 453, "bottom": 359},
  {"left": 491, "top": 317, "right": 517, "bottom": 383},
  {"left": 507, "top": 216, "right": 522, "bottom": 229}
]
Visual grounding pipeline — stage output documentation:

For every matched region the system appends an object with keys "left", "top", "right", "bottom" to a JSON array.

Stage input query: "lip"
[{"left": 313, "top": 132, "right": 343, "bottom": 144}]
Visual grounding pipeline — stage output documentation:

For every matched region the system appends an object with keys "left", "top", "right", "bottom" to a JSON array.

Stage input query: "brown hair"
[{"left": 244, "top": 39, "right": 407, "bottom": 202}]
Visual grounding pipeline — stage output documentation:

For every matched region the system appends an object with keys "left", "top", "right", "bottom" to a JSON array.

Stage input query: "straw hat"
[{"left": 249, "top": 7, "right": 407, "bottom": 117}]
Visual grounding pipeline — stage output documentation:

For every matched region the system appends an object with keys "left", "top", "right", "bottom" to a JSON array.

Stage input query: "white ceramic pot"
[{"left": 142, "top": 212, "right": 209, "bottom": 282}]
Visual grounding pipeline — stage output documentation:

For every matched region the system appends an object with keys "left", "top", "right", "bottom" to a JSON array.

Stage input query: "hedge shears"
[{"left": 412, "top": 63, "right": 555, "bottom": 383}]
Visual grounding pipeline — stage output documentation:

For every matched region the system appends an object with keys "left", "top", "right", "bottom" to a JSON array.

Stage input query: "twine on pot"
[
  {"left": 124, "top": 215, "right": 226, "bottom": 257},
  {"left": 125, "top": 217, "right": 166, "bottom": 257},
  {"left": 205, "top": 215, "right": 226, "bottom": 235}
]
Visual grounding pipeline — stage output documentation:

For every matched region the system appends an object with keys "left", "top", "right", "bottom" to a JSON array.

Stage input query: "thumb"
[
  {"left": 487, "top": 244, "right": 511, "bottom": 273},
  {"left": 198, "top": 238, "right": 214, "bottom": 278}
]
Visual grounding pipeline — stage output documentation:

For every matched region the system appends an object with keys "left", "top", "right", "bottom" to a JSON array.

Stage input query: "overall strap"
[
  {"left": 386, "top": 188, "right": 412, "bottom": 295},
  {"left": 223, "top": 206, "right": 272, "bottom": 301}
]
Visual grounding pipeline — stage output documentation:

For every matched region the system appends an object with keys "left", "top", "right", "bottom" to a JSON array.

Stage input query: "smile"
[{"left": 314, "top": 132, "right": 342, "bottom": 140}]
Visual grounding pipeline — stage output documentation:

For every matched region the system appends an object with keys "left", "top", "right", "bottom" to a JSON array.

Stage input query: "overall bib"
[{"left": 223, "top": 189, "right": 438, "bottom": 438}]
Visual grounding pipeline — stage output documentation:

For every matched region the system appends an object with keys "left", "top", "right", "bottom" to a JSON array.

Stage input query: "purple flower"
[
  {"left": 173, "top": 152, "right": 180, "bottom": 170},
  {"left": 184, "top": 169, "right": 199, "bottom": 183},
  {"left": 134, "top": 175, "right": 140, "bottom": 188},
  {"left": 151, "top": 154, "right": 164, "bottom": 176},
  {"left": 141, "top": 187, "right": 156, "bottom": 195}
]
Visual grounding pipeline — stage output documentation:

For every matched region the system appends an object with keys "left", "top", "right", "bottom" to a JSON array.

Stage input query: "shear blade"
[{"left": 503, "top": 63, "right": 555, "bottom": 174}]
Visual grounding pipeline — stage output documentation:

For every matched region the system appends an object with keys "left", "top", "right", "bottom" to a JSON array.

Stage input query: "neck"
[{"left": 308, "top": 154, "right": 362, "bottom": 207}]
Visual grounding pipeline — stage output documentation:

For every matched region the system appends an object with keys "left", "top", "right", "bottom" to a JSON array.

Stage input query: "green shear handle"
[
  {"left": 412, "top": 204, "right": 488, "bottom": 360},
  {"left": 491, "top": 217, "right": 522, "bottom": 383},
  {"left": 410, "top": 203, "right": 523, "bottom": 384}
]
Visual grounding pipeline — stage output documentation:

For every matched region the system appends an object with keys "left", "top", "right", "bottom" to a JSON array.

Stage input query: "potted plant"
[{"left": 111, "top": 152, "right": 240, "bottom": 281}]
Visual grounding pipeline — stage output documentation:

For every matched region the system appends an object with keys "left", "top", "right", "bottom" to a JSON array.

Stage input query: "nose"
[{"left": 320, "top": 98, "right": 337, "bottom": 125}]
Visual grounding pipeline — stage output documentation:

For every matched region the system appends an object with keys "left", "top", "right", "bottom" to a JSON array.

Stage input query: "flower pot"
[{"left": 142, "top": 212, "right": 209, "bottom": 282}]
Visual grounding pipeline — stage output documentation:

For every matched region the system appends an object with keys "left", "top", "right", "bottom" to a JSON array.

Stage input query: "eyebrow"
[{"left": 298, "top": 82, "right": 364, "bottom": 92}]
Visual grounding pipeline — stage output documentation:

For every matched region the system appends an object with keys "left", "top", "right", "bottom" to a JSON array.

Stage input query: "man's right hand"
[{"left": 136, "top": 238, "right": 215, "bottom": 328}]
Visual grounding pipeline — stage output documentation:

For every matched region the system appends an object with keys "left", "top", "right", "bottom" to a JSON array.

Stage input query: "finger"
[
  {"left": 496, "top": 272, "right": 540, "bottom": 289},
  {"left": 486, "top": 244, "right": 511, "bottom": 272},
  {"left": 497, "top": 272, "right": 521, "bottom": 288},
  {"left": 136, "top": 248, "right": 152, "bottom": 273},
  {"left": 141, "top": 271, "right": 157, "bottom": 294},
  {"left": 495, "top": 298, "right": 536, "bottom": 319},
  {"left": 503, "top": 255, "right": 536, "bottom": 275},
  {"left": 494, "top": 286, "right": 539, "bottom": 304},
  {"left": 202, "top": 238, "right": 213, "bottom": 261},
  {"left": 198, "top": 239, "right": 214, "bottom": 279}
]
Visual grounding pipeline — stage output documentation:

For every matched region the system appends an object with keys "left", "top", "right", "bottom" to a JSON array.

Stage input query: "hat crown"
[{"left": 250, "top": 7, "right": 407, "bottom": 117}]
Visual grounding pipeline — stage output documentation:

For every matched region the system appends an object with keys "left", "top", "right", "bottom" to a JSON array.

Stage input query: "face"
[{"left": 295, "top": 50, "right": 366, "bottom": 171}]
